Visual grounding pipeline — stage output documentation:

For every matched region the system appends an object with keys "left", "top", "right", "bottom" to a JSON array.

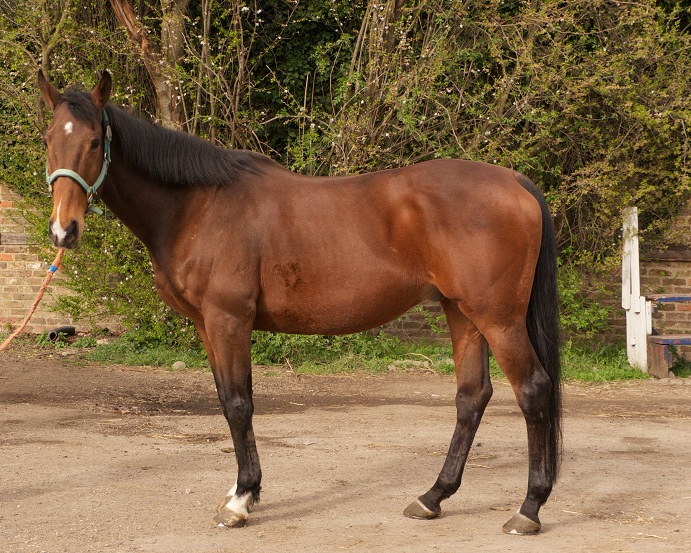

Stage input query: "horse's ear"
[
  {"left": 38, "top": 69, "right": 62, "bottom": 111},
  {"left": 91, "top": 70, "right": 112, "bottom": 110}
]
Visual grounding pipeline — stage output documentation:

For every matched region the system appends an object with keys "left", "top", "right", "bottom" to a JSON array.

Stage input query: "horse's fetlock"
[
  {"left": 529, "top": 480, "right": 552, "bottom": 505},
  {"left": 235, "top": 479, "right": 261, "bottom": 500}
]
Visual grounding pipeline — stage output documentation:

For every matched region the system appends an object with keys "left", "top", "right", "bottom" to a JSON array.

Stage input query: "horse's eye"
[{"left": 90, "top": 138, "right": 101, "bottom": 151}]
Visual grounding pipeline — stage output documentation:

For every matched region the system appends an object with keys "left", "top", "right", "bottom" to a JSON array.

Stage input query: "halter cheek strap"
[{"left": 46, "top": 109, "right": 112, "bottom": 216}]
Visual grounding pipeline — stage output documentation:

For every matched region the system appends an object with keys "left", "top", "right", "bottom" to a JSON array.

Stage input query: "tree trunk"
[
  {"left": 109, "top": 0, "right": 189, "bottom": 128},
  {"left": 161, "top": 0, "right": 191, "bottom": 128}
]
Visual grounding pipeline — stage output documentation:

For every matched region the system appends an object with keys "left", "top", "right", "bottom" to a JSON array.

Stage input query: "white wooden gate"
[{"left": 621, "top": 207, "right": 651, "bottom": 370}]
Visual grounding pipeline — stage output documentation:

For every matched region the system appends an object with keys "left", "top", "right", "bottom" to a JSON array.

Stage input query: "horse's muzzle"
[{"left": 48, "top": 219, "right": 79, "bottom": 249}]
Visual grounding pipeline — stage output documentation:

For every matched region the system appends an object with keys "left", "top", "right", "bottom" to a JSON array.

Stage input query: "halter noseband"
[{"left": 46, "top": 109, "right": 112, "bottom": 216}]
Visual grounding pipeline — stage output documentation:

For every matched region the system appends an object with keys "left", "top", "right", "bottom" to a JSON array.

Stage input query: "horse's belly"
[{"left": 254, "top": 283, "right": 441, "bottom": 335}]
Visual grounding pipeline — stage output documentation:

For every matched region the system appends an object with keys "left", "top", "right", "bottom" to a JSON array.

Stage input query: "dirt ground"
[{"left": 1, "top": 349, "right": 689, "bottom": 553}]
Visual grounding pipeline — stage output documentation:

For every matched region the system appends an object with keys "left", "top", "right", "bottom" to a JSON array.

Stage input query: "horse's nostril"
[{"left": 66, "top": 220, "right": 78, "bottom": 236}]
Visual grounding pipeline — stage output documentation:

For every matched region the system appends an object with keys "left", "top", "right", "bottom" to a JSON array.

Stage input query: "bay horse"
[{"left": 38, "top": 70, "right": 561, "bottom": 535}]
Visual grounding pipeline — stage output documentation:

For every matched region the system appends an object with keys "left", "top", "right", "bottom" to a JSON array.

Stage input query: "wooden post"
[{"left": 621, "top": 207, "right": 651, "bottom": 370}]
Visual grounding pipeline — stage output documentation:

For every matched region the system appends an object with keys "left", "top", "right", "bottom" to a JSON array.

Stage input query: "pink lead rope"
[{"left": 0, "top": 248, "right": 65, "bottom": 352}]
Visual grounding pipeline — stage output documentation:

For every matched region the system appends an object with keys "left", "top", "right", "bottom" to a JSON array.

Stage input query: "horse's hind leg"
[
  {"left": 404, "top": 298, "right": 492, "bottom": 519},
  {"left": 483, "top": 323, "right": 554, "bottom": 535}
]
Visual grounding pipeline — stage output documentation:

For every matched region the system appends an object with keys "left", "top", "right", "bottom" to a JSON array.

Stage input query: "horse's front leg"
[{"left": 196, "top": 318, "right": 261, "bottom": 528}]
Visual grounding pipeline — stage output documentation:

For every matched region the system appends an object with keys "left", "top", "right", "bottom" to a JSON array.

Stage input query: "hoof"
[
  {"left": 404, "top": 499, "right": 441, "bottom": 520},
  {"left": 214, "top": 506, "right": 248, "bottom": 528},
  {"left": 502, "top": 512, "right": 541, "bottom": 535}
]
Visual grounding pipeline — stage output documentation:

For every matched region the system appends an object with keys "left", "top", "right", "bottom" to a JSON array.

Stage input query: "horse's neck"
[{"left": 101, "top": 160, "right": 182, "bottom": 260}]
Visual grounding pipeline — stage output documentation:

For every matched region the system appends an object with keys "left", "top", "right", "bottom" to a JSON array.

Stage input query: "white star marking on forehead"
[{"left": 64, "top": 121, "right": 73, "bottom": 135}]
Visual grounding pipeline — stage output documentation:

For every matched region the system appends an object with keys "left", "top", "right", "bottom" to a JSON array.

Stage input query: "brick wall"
[
  {"left": 0, "top": 183, "right": 80, "bottom": 334},
  {"left": 640, "top": 257, "right": 691, "bottom": 335},
  {"left": 639, "top": 202, "right": 691, "bottom": 336},
  {"left": 381, "top": 302, "right": 449, "bottom": 342}
]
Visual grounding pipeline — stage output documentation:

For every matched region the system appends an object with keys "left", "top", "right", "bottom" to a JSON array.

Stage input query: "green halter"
[{"left": 46, "top": 109, "right": 112, "bottom": 216}]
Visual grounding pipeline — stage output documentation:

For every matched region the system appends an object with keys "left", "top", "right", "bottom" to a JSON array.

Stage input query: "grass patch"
[
  {"left": 251, "top": 331, "right": 454, "bottom": 374},
  {"left": 80, "top": 331, "right": 209, "bottom": 369},
  {"left": 86, "top": 340, "right": 209, "bottom": 369},
  {"left": 70, "top": 330, "right": 453, "bottom": 373},
  {"left": 673, "top": 365, "right": 691, "bottom": 378},
  {"left": 34, "top": 329, "right": 652, "bottom": 383},
  {"left": 667, "top": 355, "right": 691, "bottom": 378},
  {"left": 561, "top": 341, "right": 649, "bottom": 382}
]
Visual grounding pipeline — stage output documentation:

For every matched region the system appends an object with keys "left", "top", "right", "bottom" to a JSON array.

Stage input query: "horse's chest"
[{"left": 152, "top": 267, "right": 202, "bottom": 321}]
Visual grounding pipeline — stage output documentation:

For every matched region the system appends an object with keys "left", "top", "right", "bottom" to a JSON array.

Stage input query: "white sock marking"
[
  {"left": 224, "top": 492, "right": 253, "bottom": 519},
  {"left": 227, "top": 482, "right": 237, "bottom": 498}
]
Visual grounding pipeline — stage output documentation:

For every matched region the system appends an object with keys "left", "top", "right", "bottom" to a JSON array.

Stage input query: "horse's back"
[{"left": 249, "top": 158, "right": 540, "bottom": 234}]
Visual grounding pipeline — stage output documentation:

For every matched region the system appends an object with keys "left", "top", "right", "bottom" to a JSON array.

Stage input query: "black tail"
[{"left": 517, "top": 174, "right": 563, "bottom": 482}]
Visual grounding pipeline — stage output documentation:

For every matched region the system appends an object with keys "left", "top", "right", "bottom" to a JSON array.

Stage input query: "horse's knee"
[{"left": 224, "top": 394, "right": 254, "bottom": 425}]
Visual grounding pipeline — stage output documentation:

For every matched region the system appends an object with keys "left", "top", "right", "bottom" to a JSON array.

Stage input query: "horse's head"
[{"left": 38, "top": 70, "right": 112, "bottom": 249}]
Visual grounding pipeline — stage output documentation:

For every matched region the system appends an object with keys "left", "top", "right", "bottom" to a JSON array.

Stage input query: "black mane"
[{"left": 61, "top": 87, "right": 275, "bottom": 187}]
